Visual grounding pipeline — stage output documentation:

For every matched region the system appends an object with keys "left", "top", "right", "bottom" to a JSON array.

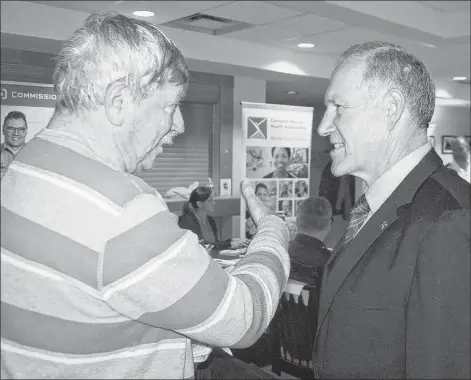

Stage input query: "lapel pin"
[{"left": 380, "top": 221, "right": 388, "bottom": 230}]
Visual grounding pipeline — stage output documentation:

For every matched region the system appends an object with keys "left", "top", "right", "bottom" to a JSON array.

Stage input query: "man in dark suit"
[
  {"left": 313, "top": 41, "right": 470, "bottom": 379},
  {"left": 289, "top": 197, "right": 332, "bottom": 287}
]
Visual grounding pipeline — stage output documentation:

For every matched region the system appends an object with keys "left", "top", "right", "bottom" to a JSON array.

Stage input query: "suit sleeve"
[{"left": 406, "top": 209, "right": 470, "bottom": 379}]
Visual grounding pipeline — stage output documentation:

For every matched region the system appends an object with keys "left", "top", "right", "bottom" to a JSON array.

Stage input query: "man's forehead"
[
  {"left": 325, "top": 62, "right": 367, "bottom": 103},
  {"left": 4, "top": 118, "right": 26, "bottom": 127}
]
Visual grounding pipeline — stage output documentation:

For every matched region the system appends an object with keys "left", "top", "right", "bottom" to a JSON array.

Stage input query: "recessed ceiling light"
[
  {"left": 297, "top": 43, "right": 315, "bottom": 49},
  {"left": 453, "top": 76, "right": 468, "bottom": 81},
  {"left": 133, "top": 10, "right": 155, "bottom": 17},
  {"left": 286, "top": 91, "right": 297, "bottom": 95}
]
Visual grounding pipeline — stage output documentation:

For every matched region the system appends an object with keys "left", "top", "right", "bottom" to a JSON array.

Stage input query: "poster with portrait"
[
  {"left": 1, "top": 81, "right": 56, "bottom": 145},
  {"left": 240, "top": 102, "right": 313, "bottom": 239}
]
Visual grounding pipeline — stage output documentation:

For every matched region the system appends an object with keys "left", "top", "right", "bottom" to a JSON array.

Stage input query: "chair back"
[{"left": 271, "top": 282, "right": 320, "bottom": 379}]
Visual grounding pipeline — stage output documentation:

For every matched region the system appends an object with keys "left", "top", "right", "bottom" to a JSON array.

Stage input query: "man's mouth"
[{"left": 333, "top": 143, "right": 344, "bottom": 149}]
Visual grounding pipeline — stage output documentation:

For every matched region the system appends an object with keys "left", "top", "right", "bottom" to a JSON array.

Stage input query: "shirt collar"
[
  {"left": 294, "top": 233, "right": 326, "bottom": 249},
  {"left": 365, "top": 143, "right": 431, "bottom": 215}
]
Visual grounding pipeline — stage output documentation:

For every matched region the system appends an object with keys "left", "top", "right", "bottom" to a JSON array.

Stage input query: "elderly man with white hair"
[{"left": 1, "top": 13, "right": 290, "bottom": 379}]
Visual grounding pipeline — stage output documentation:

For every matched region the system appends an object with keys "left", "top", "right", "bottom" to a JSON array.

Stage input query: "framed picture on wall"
[
  {"left": 427, "top": 135, "right": 435, "bottom": 148},
  {"left": 441, "top": 135, "right": 456, "bottom": 154}
]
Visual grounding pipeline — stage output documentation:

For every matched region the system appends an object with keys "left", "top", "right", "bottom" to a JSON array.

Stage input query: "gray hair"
[
  {"left": 334, "top": 41, "right": 435, "bottom": 129},
  {"left": 296, "top": 197, "right": 332, "bottom": 232},
  {"left": 53, "top": 12, "right": 188, "bottom": 112}
]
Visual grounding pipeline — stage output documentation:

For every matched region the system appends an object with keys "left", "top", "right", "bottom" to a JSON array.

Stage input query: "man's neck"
[
  {"left": 364, "top": 127, "right": 427, "bottom": 187},
  {"left": 3, "top": 144, "right": 24, "bottom": 154},
  {"left": 298, "top": 229, "right": 327, "bottom": 242},
  {"left": 46, "top": 110, "right": 126, "bottom": 172}
]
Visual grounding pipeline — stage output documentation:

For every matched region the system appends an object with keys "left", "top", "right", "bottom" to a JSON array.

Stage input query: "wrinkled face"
[
  {"left": 117, "top": 83, "right": 185, "bottom": 173},
  {"left": 255, "top": 187, "right": 269, "bottom": 203},
  {"left": 3, "top": 118, "right": 27, "bottom": 149},
  {"left": 273, "top": 147, "right": 290, "bottom": 171},
  {"left": 318, "top": 59, "right": 388, "bottom": 181}
]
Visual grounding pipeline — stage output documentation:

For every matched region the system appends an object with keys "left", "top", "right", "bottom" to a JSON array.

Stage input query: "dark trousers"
[{"left": 195, "top": 347, "right": 278, "bottom": 380}]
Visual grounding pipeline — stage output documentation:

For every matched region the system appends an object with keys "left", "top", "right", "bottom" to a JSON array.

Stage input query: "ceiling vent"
[{"left": 162, "top": 13, "right": 254, "bottom": 36}]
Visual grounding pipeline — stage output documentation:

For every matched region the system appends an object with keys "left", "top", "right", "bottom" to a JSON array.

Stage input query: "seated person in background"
[
  {"left": 288, "top": 197, "right": 332, "bottom": 287},
  {"left": 449, "top": 136, "right": 471, "bottom": 183},
  {"left": 179, "top": 186, "right": 249, "bottom": 252}
]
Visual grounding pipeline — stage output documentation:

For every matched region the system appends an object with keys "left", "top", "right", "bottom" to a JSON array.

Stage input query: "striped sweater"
[{"left": 0, "top": 129, "right": 290, "bottom": 379}]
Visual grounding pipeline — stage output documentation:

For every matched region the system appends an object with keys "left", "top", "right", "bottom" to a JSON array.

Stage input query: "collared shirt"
[
  {"left": 363, "top": 143, "right": 432, "bottom": 227},
  {"left": 1, "top": 143, "right": 23, "bottom": 177}
]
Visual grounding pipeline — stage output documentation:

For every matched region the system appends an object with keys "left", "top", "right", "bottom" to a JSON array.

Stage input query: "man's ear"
[
  {"left": 104, "top": 79, "right": 130, "bottom": 126},
  {"left": 383, "top": 89, "right": 405, "bottom": 131}
]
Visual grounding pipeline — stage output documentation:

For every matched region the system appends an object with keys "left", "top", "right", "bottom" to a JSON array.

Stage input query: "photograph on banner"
[
  {"left": 295, "top": 179, "right": 309, "bottom": 198},
  {"left": 278, "top": 180, "right": 293, "bottom": 198},
  {"left": 240, "top": 102, "right": 314, "bottom": 239},
  {"left": 1, "top": 82, "right": 56, "bottom": 145},
  {"left": 245, "top": 146, "right": 310, "bottom": 179},
  {"left": 244, "top": 180, "right": 278, "bottom": 238},
  {"left": 294, "top": 199, "right": 307, "bottom": 216}
]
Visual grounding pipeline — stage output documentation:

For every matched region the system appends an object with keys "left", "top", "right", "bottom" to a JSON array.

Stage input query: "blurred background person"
[
  {"left": 289, "top": 197, "right": 332, "bottom": 287},
  {"left": 449, "top": 136, "right": 470, "bottom": 183},
  {"left": 264, "top": 147, "right": 296, "bottom": 178},
  {"left": 296, "top": 180, "right": 308, "bottom": 197},
  {"left": 1, "top": 110, "right": 28, "bottom": 177},
  {"left": 179, "top": 186, "right": 249, "bottom": 253}
]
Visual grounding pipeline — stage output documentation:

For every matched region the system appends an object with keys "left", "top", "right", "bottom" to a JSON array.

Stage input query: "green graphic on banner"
[{"left": 1, "top": 83, "right": 57, "bottom": 108}]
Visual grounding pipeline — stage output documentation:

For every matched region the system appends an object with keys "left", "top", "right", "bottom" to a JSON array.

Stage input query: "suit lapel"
[{"left": 317, "top": 149, "right": 443, "bottom": 329}]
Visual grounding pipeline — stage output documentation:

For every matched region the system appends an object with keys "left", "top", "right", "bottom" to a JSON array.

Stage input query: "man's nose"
[
  {"left": 173, "top": 107, "right": 184, "bottom": 134},
  {"left": 317, "top": 112, "right": 335, "bottom": 137}
]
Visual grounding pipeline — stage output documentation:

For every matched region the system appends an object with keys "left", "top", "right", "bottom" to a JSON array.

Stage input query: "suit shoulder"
[
  {"left": 413, "top": 168, "right": 470, "bottom": 217},
  {"left": 429, "top": 167, "right": 470, "bottom": 210}
]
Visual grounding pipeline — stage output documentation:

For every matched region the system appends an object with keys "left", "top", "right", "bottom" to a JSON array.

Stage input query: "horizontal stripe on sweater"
[{"left": 1, "top": 302, "right": 184, "bottom": 355}]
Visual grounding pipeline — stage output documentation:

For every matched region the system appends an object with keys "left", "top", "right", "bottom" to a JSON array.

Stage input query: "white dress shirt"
[{"left": 362, "top": 143, "right": 432, "bottom": 227}]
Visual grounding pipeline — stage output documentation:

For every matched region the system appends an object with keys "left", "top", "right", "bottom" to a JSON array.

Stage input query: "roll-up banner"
[
  {"left": 241, "top": 102, "right": 314, "bottom": 240},
  {"left": 1, "top": 81, "right": 56, "bottom": 144}
]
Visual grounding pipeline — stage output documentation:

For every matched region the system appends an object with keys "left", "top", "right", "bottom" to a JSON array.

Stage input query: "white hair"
[{"left": 53, "top": 12, "right": 188, "bottom": 112}]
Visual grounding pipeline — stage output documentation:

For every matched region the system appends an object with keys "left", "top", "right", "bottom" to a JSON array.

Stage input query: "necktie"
[{"left": 327, "top": 193, "right": 371, "bottom": 273}]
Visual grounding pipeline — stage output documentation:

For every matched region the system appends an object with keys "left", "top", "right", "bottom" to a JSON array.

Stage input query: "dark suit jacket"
[
  {"left": 178, "top": 208, "right": 231, "bottom": 252},
  {"left": 313, "top": 150, "right": 470, "bottom": 379},
  {"left": 288, "top": 234, "right": 331, "bottom": 288}
]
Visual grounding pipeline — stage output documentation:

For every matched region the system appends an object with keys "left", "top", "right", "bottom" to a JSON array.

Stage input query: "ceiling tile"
[
  {"left": 226, "top": 13, "right": 349, "bottom": 45},
  {"left": 203, "top": 1, "right": 303, "bottom": 25}
]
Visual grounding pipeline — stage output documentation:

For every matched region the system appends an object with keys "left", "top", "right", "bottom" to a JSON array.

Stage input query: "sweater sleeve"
[{"left": 101, "top": 192, "right": 290, "bottom": 348}]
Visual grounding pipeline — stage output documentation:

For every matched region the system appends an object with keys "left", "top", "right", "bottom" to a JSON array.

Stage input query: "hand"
[
  {"left": 240, "top": 179, "right": 274, "bottom": 226},
  {"left": 230, "top": 238, "right": 250, "bottom": 249}
]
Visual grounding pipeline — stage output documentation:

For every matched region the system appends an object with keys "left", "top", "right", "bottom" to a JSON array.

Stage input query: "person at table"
[
  {"left": 288, "top": 197, "right": 332, "bottom": 287},
  {"left": 1, "top": 110, "right": 28, "bottom": 178},
  {"left": 0, "top": 12, "right": 291, "bottom": 379},
  {"left": 263, "top": 147, "right": 296, "bottom": 178},
  {"left": 179, "top": 186, "right": 249, "bottom": 252}
]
